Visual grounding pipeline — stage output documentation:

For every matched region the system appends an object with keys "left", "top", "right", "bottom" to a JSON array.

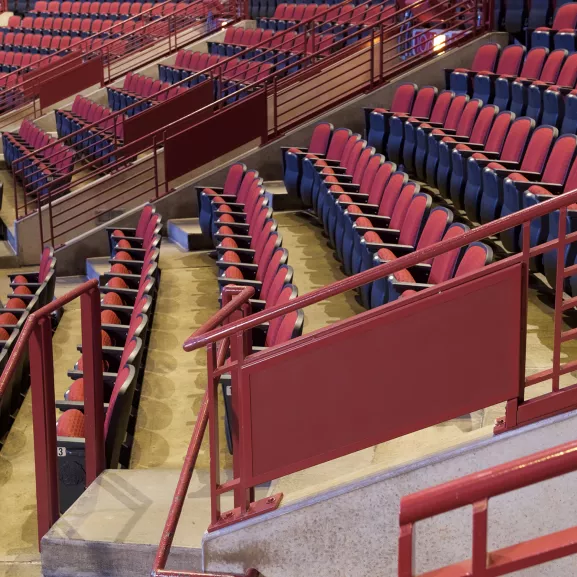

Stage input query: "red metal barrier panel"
[
  {"left": 122, "top": 80, "right": 214, "bottom": 156},
  {"left": 20, "top": 52, "right": 80, "bottom": 99},
  {"left": 238, "top": 266, "right": 524, "bottom": 485},
  {"left": 39, "top": 56, "right": 104, "bottom": 110},
  {"left": 164, "top": 90, "right": 268, "bottom": 182}
]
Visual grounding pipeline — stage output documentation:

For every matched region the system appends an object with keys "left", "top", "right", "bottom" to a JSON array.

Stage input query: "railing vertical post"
[
  {"left": 13, "top": 162, "right": 20, "bottom": 219},
  {"left": 379, "top": 23, "right": 384, "bottom": 83},
  {"left": 471, "top": 500, "right": 488, "bottom": 572},
  {"left": 29, "top": 316, "right": 60, "bottom": 544},
  {"left": 487, "top": 0, "right": 495, "bottom": 30},
  {"left": 552, "top": 207, "right": 568, "bottom": 392},
  {"left": 370, "top": 27, "right": 375, "bottom": 88},
  {"left": 273, "top": 75, "right": 278, "bottom": 137},
  {"left": 398, "top": 523, "right": 414, "bottom": 577},
  {"left": 163, "top": 131, "right": 169, "bottom": 195},
  {"left": 153, "top": 136, "right": 160, "bottom": 199},
  {"left": 207, "top": 341, "right": 221, "bottom": 526},
  {"left": 231, "top": 328, "right": 251, "bottom": 513},
  {"left": 81, "top": 286, "right": 105, "bottom": 484}
]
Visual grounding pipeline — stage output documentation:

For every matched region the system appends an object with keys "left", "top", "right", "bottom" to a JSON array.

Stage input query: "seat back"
[
  {"left": 428, "top": 223, "right": 469, "bottom": 284},
  {"left": 541, "top": 134, "right": 577, "bottom": 185},
  {"left": 411, "top": 86, "right": 437, "bottom": 119},
  {"left": 415, "top": 206, "right": 453, "bottom": 264},
  {"left": 500, "top": 117, "right": 535, "bottom": 162},
  {"left": 520, "top": 46, "right": 548, "bottom": 80},
  {"left": 519, "top": 125, "right": 557, "bottom": 172},
  {"left": 495, "top": 44, "right": 525, "bottom": 76},
  {"left": 453, "top": 242, "right": 493, "bottom": 278},
  {"left": 469, "top": 104, "right": 498, "bottom": 145},
  {"left": 377, "top": 171, "right": 409, "bottom": 217},
  {"left": 429, "top": 90, "right": 454, "bottom": 124},
  {"left": 539, "top": 49, "right": 567, "bottom": 83},
  {"left": 397, "top": 193, "right": 432, "bottom": 247},
  {"left": 390, "top": 83, "right": 417, "bottom": 114},
  {"left": 484, "top": 110, "right": 515, "bottom": 153},
  {"left": 455, "top": 99, "right": 482, "bottom": 137},
  {"left": 443, "top": 94, "right": 470, "bottom": 131},
  {"left": 470, "top": 43, "right": 500, "bottom": 72}
]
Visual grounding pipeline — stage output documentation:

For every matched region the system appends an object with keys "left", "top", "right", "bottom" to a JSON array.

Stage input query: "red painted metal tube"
[
  {"left": 155, "top": 570, "right": 261, "bottom": 577},
  {"left": 0, "top": 279, "right": 99, "bottom": 397},
  {"left": 399, "top": 439, "right": 577, "bottom": 525},
  {"left": 183, "top": 286, "right": 255, "bottom": 351},
  {"left": 183, "top": 189, "right": 577, "bottom": 352}
]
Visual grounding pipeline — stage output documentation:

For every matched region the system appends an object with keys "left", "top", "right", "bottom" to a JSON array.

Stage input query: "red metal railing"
[
  {"left": 0, "top": 0, "right": 237, "bottom": 129},
  {"left": 398, "top": 440, "right": 577, "bottom": 576},
  {"left": 152, "top": 284, "right": 257, "bottom": 577},
  {"left": 12, "top": 0, "right": 488, "bottom": 250},
  {"left": 153, "top": 186, "right": 577, "bottom": 557},
  {"left": 0, "top": 279, "right": 104, "bottom": 545}
]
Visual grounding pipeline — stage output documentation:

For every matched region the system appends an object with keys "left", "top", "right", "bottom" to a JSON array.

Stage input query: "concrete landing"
[
  {"left": 85, "top": 257, "right": 110, "bottom": 281},
  {"left": 41, "top": 469, "right": 206, "bottom": 577},
  {"left": 167, "top": 218, "right": 213, "bottom": 251}
]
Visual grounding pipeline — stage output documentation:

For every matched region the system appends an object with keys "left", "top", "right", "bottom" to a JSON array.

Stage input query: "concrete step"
[
  {"left": 85, "top": 257, "right": 110, "bottom": 281},
  {"left": 167, "top": 218, "right": 212, "bottom": 251},
  {"left": 40, "top": 469, "right": 234, "bottom": 577},
  {"left": 0, "top": 239, "right": 18, "bottom": 268},
  {"left": 265, "top": 180, "right": 302, "bottom": 211}
]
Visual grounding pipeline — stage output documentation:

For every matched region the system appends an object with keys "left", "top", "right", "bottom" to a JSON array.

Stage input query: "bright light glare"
[{"left": 433, "top": 34, "right": 446, "bottom": 53}]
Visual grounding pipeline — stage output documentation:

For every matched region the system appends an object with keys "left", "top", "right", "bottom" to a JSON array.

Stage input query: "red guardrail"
[
  {"left": 398, "top": 440, "right": 577, "bottom": 576},
  {"left": 153, "top": 186, "right": 577, "bottom": 565},
  {"left": 0, "top": 0, "right": 237, "bottom": 129},
  {"left": 0, "top": 279, "right": 104, "bottom": 544},
  {"left": 14, "top": 0, "right": 486, "bottom": 249},
  {"left": 152, "top": 284, "right": 257, "bottom": 577}
]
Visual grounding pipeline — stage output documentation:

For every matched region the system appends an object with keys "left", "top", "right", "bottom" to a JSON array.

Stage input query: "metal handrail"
[
  {"left": 183, "top": 189, "right": 577, "bottom": 352},
  {"left": 0, "top": 0, "right": 223, "bottom": 100},
  {"left": 152, "top": 285, "right": 255, "bottom": 576},
  {"left": 0, "top": 278, "right": 104, "bottom": 544}
]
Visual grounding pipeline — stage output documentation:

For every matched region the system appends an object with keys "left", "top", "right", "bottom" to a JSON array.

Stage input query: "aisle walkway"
[{"left": 0, "top": 275, "right": 84, "bottom": 577}]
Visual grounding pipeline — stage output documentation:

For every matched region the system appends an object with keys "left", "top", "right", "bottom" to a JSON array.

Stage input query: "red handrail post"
[
  {"left": 30, "top": 315, "right": 60, "bottom": 544},
  {"left": 80, "top": 286, "right": 105, "bottom": 485}
]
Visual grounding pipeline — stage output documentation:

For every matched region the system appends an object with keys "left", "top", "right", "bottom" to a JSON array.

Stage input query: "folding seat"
[
  {"left": 12, "top": 53, "right": 23, "bottom": 69},
  {"left": 412, "top": 94, "right": 471, "bottom": 182},
  {"left": 312, "top": 136, "right": 365, "bottom": 219},
  {"left": 446, "top": 43, "right": 501, "bottom": 96},
  {"left": 478, "top": 122, "right": 558, "bottom": 224},
  {"left": 525, "top": 52, "right": 577, "bottom": 124},
  {"left": 60, "top": 1, "right": 72, "bottom": 14},
  {"left": 52, "top": 17, "right": 63, "bottom": 33},
  {"left": 365, "top": 82, "right": 418, "bottom": 153},
  {"left": 318, "top": 145, "right": 377, "bottom": 241},
  {"left": 78, "top": 18, "right": 92, "bottom": 37},
  {"left": 28, "top": 34, "right": 42, "bottom": 53},
  {"left": 365, "top": 205, "right": 453, "bottom": 308},
  {"left": 445, "top": 109, "right": 514, "bottom": 211},
  {"left": 119, "top": 2, "right": 130, "bottom": 18},
  {"left": 491, "top": 46, "right": 547, "bottom": 110},
  {"left": 298, "top": 127, "right": 352, "bottom": 207},
  {"left": 282, "top": 121, "right": 333, "bottom": 198},
  {"left": 385, "top": 86, "right": 440, "bottom": 164},
  {"left": 31, "top": 1, "right": 48, "bottom": 14},
  {"left": 108, "top": 2, "right": 120, "bottom": 20},
  {"left": 473, "top": 44, "right": 526, "bottom": 103},
  {"left": 3, "top": 33, "right": 14, "bottom": 53},
  {"left": 7, "top": 16, "right": 21, "bottom": 29},
  {"left": 12, "top": 33, "right": 25, "bottom": 52},
  {"left": 329, "top": 156, "right": 395, "bottom": 263},
  {"left": 436, "top": 104, "right": 499, "bottom": 199},
  {"left": 509, "top": 49, "right": 567, "bottom": 117},
  {"left": 340, "top": 178, "right": 418, "bottom": 279},
  {"left": 531, "top": 3, "right": 577, "bottom": 50},
  {"left": 20, "top": 16, "right": 34, "bottom": 32},
  {"left": 58, "top": 36, "right": 70, "bottom": 51},
  {"left": 462, "top": 115, "right": 535, "bottom": 223},
  {"left": 497, "top": 133, "right": 577, "bottom": 257},
  {"left": 381, "top": 236, "right": 492, "bottom": 306}
]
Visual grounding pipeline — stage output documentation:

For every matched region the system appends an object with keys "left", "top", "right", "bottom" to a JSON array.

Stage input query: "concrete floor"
[{"left": 0, "top": 199, "right": 576, "bottom": 575}]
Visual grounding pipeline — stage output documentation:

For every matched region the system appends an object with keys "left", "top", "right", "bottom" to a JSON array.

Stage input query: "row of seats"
[
  {"left": 282, "top": 122, "right": 493, "bottom": 308},
  {"left": 159, "top": 33, "right": 332, "bottom": 88},
  {"left": 366, "top": 79, "right": 577, "bottom": 294},
  {"left": 248, "top": 0, "right": 357, "bottom": 19},
  {"left": 55, "top": 205, "right": 161, "bottom": 511},
  {"left": 256, "top": 0, "right": 393, "bottom": 31},
  {"left": 107, "top": 71, "right": 188, "bottom": 113},
  {"left": 0, "top": 51, "right": 63, "bottom": 73},
  {"left": 56, "top": 95, "right": 123, "bottom": 166},
  {"left": 0, "top": 31, "right": 86, "bottom": 53},
  {"left": 494, "top": 0, "right": 575, "bottom": 36},
  {"left": 159, "top": 51, "right": 276, "bottom": 100},
  {"left": 444, "top": 44, "right": 577, "bottom": 132},
  {"left": 3, "top": 119, "right": 75, "bottom": 198},
  {"left": 5, "top": 16, "right": 140, "bottom": 37},
  {"left": 197, "top": 165, "right": 303, "bottom": 452},
  {"left": 0, "top": 248, "right": 57, "bottom": 440},
  {"left": 28, "top": 1, "right": 195, "bottom": 18}
]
